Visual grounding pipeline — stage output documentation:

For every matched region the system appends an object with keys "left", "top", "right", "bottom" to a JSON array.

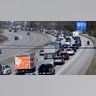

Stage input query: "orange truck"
[{"left": 15, "top": 52, "right": 36, "bottom": 74}]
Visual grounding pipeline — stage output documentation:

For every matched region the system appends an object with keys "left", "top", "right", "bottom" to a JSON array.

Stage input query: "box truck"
[{"left": 15, "top": 52, "right": 36, "bottom": 74}]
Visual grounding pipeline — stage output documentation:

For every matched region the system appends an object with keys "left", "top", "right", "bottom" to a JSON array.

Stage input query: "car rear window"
[
  {"left": 67, "top": 49, "right": 71, "bottom": 51},
  {"left": 39, "top": 64, "right": 53, "bottom": 72}
]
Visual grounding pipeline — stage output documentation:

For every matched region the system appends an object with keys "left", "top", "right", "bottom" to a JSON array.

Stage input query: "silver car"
[
  {"left": 66, "top": 48, "right": 75, "bottom": 55},
  {"left": 0, "top": 64, "right": 11, "bottom": 75}
]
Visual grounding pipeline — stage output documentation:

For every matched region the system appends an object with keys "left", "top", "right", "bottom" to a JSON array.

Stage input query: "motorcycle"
[{"left": 87, "top": 41, "right": 90, "bottom": 45}]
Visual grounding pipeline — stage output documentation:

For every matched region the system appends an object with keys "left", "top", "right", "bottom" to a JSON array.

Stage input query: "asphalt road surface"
[
  {"left": 0, "top": 29, "right": 54, "bottom": 74},
  {"left": 0, "top": 30, "right": 94, "bottom": 75},
  {"left": 34, "top": 34, "right": 94, "bottom": 75},
  {"left": 55, "top": 36, "right": 94, "bottom": 75}
]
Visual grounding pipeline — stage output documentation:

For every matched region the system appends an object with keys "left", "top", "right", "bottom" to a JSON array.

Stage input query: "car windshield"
[
  {"left": 72, "top": 44, "right": 76, "bottom": 46},
  {"left": 54, "top": 56, "right": 61, "bottom": 59},
  {"left": 5, "top": 65, "right": 10, "bottom": 68},
  {"left": 61, "top": 53, "right": 67, "bottom": 55},
  {"left": 66, "top": 38, "right": 70, "bottom": 40},
  {"left": 40, "top": 50, "right": 44, "bottom": 52},
  {"left": 46, "top": 64, "right": 53, "bottom": 67},
  {"left": 65, "top": 41, "right": 69, "bottom": 42}
]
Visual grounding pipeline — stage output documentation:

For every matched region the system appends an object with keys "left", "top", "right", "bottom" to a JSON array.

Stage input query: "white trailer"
[
  {"left": 44, "top": 44, "right": 59, "bottom": 59},
  {"left": 44, "top": 45, "right": 56, "bottom": 53},
  {"left": 72, "top": 31, "right": 79, "bottom": 37}
]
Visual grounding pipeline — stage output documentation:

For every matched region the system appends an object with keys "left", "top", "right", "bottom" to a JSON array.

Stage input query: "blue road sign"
[{"left": 77, "top": 21, "right": 87, "bottom": 30}]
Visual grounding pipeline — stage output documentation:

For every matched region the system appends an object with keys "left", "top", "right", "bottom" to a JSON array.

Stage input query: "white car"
[
  {"left": 0, "top": 64, "right": 11, "bottom": 75},
  {"left": 66, "top": 48, "right": 75, "bottom": 55},
  {"left": 57, "top": 34, "right": 64, "bottom": 40},
  {"left": 65, "top": 41, "right": 71, "bottom": 46},
  {"left": 58, "top": 36, "right": 64, "bottom": 40}
]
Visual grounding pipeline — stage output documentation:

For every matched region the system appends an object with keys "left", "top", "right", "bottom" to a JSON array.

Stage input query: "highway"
[
  {"left": 0, "top": 29, "right": 94, "bottom": 75},
  {"left": 0, "top": 29, "right": 54, "bottom": 74},
  {"left": 36, "top": 34, "right": 94, "bottom": 75},
  {"left": 55, "top": 36, "right": 94, "bottom": 75}
]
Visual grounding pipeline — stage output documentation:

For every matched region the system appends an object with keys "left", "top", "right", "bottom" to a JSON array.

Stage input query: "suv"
[
  {"left": 38, "top": 64, "right": 55, "bottom": 75},
  {"left": 72, "top": 43, "right": 79, "bottom": 49},
  {"left": 66, "top": 48, "right": 75, "bottom": 55},
  {"left": 54, "top": 56, "right": 65, "bottom": 65},
  {"left": 75, "top": 40, "right": 81, "bottom": 46}
]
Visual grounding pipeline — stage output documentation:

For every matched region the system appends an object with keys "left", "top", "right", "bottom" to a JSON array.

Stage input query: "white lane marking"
[
  {"left": 55, "top": 49, "right": 84, "bottom": 75},
  {"left": 0, "top": 32, "right": 49, "bottom": 64},
  {"left": 0, "top": 34, "right": 36, "bottom": 61},
  {"left": 61, "top": 37, "right": 93, "bottom": 75},
  {"left": 18, "top": 34, "right": 23, "bottom": 40},
  {"left": 11, "top": 34, "right": 55, "bottom": 74}
]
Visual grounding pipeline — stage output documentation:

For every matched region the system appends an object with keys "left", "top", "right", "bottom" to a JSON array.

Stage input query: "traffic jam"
[
  {"left": 37, "top": 30, "right": 82, "bottom": 75},
  {"left": 0, "top": 28, "right": 85, "bottom": 75}
]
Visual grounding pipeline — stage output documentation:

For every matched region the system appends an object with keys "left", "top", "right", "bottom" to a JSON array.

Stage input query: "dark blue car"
[{"left": 62, "top": 44, "right": 68, "bottom": 49}]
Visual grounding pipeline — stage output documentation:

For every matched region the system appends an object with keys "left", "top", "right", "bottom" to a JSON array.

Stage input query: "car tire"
[{"left": 52, "top": 70, "right": 55, "bottom": 75}]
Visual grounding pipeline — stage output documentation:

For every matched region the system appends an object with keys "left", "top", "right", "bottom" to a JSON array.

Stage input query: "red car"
[{"left": 60, "top": 52, "right": 70, "bottom": 60}]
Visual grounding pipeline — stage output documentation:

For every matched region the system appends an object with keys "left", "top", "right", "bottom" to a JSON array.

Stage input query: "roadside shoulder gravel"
[{"left": 81, "top": 34, "right": 96, "bottom": 75}]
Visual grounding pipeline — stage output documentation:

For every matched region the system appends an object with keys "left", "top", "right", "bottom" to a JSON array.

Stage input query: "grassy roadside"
[
  {"left": 86, "top": 50, "right": 96, "bottom": 75},
  {"left": 84, "top": 34, "right": 96, "bottom": 75}
]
